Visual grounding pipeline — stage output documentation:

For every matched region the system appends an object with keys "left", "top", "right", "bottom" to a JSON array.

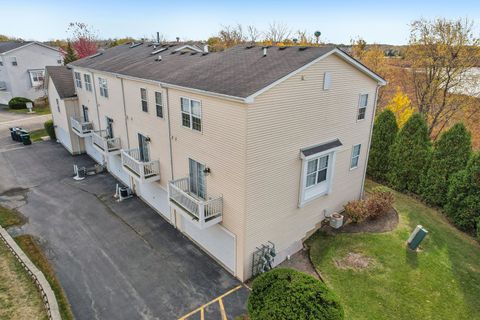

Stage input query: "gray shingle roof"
[
  {"left": 301, "top": 139, "right": 343, "bottom": 157},
  {"left": 0, "top": 41, "right": 32, "bottom": 54},
  {"left": 70, "top": 43, "right": 338, "bottom": 98},
  {"left": 46, "top": 66, "right": 76, "bottom": 99}
]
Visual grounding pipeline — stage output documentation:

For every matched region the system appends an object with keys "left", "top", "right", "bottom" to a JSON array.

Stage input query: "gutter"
[{"left": 360, "top": 84, "right": 382, "bottom": 198}]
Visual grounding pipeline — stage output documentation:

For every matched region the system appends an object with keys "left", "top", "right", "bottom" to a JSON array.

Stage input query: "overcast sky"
[{"left": 1, "top": 0, "right": 479, "bottom": 45}]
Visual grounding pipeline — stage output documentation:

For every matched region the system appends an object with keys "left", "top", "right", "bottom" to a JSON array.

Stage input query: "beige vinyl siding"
[
  {"left": 244, "top": 54, "right": 379, "bottom": 278},
  {"left": 122, "top": 79, "right": 170, "bottom": 189},
  {"left": 47, "top": 77, "right": 84, "bottom": 154},
  {"left": 73, "top": 69, "right": 100, "bottom": 132},
  {"left": 167, "top": 88, "right": 247, "bottom": 279}
]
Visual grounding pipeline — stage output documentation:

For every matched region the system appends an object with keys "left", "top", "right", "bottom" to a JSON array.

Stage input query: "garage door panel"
[{"left": 182, "top": 217, "right": 235, "bottom": 274}]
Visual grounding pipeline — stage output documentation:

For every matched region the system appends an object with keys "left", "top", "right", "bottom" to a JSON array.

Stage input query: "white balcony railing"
[
  {"left": 70, "top": 117, "right": 93, "bottom": 137},
  {"left": 169, "top": 177, "right": 223, "bottom": 228},
  {"left": 91, "top": 130, "right": 121, "bottom": 152},
  {"left": 121, "top": 148, "right": 160, "bottom": 181}
]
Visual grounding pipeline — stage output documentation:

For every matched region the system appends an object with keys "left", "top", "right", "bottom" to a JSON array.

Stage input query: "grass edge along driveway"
[{"left": 308, "top": 180, "right": 480, "bottom": 320}]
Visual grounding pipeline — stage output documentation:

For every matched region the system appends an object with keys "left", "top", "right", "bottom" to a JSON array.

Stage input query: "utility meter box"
[{"left": 407, "top": 225, "right": 428, "bottom": 250}]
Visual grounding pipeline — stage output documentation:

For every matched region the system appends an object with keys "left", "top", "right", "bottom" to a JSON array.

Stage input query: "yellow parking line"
[
  {"left": 218, "top": 298, "right": 227, "bottom": 320},
  {"left": 178, "top": 285, "right": 243, "bottom": 320}
]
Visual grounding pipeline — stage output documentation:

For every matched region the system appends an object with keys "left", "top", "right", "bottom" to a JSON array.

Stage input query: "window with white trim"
[
  {"left": 181, "top": 97, "right": 201, "bottom": 131},
  {"left": 155, "top": 92, "right": 163, "bottom": 118},
  {"left": 357, "top": 94, "right": 368, "bottom": 120},
  {"left": 29, "top": 70, "right": 44, "bottom": 87},
  {"left": 56, "top": 99, "right": 60, "bottom": 113},
  {"left": 11, "top": 57, "right": 17, "bottom": 66},
  {"left": 300, "top": 150, "right": 336, "bottom": 205},
  {"left": 99, "top": 78, "right": 108, "bottom": 98},
  {"left": 74, "top": 72, "right": 82, "bottom": 88},
  {"left": 140, "top": 88, "right": 148, "bottom": 112},
  {"left": 84, "top": 74, "right": 92, "bottom": 91},
  {"left": 350, "top": 144, "right": 361, "bottom": 169}
]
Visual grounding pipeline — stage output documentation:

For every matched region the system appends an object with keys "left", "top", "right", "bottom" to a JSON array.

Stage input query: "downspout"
[
  {"left": 120, "top": 78, "right": 131, "bottom": 149},
  {"left": 360, "top": 84, "right": 381, "bottom": 198},
  {"left": 91, "top": 71, "right": 102, "bottom": 131},
  {"left": 165, "top": 86, "right": 174, "bottom": 181}
]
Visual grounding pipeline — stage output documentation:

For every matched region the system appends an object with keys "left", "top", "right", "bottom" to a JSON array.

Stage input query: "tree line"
[{"left": 368, "top": 110, "right": 479, "bottom": 239}]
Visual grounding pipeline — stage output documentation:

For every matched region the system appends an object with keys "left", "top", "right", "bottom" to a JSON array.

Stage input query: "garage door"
[
  {"left": 54, "top": 126, "right": 73, "bottom": 154},
  {"left": 107, "top": 154, "right": 130, "bottom": 186},
  {"left": 136, "top": 181, "right": 171, "bottom": 221},
  {"left": 181, "top": 217, "right": 236, "bottom": 274},
  {"left": 85, "top": 137, "right": 103, "bottom": 164}
]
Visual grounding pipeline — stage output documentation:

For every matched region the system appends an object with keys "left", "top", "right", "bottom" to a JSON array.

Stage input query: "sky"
[{"left": 1, "top": 0, "right": 479, "bottom": 45}]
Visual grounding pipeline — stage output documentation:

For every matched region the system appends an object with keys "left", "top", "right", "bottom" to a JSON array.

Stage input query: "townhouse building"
[{"left": 47, "top": 42, "right": 385, "bottom": 281}]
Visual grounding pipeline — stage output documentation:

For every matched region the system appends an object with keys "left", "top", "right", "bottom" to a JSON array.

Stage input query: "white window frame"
[
  {"left": 350, "top": 144, "right": 361, "bottom": 170},
  {"left": 299, "top": 145, "right": 339, "bottom": 207},
  {"left": 84, "top": 74, "right": 92, "bottom": 92},
  {"left": 99, "top": 77, "right": 108, "bottom": 98},
  {"left": 357, "top": 93, "right": 368, "bottom": 121},
  {"left": 140, "top": 88, "right": 148, "bottom": 112},
  {"left": 181, "top": 97, "right": 202, "bottom": 132},
  {"left": 155, "top": 91, "right": 163, "bottom": 118},
  {"left": 29, "top": 70, "right": 44, "bottom": 87},
  {"left": 323, "top": 72, "right": 332, "bottom": 90},
  {"left": 74, "top": 72, "right": 82, "bottom": 89}
]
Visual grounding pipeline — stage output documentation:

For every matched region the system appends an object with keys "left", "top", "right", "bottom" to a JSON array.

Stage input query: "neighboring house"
[
  {"left": 0, "top": 41, "right": 62, "bottom": 104},
  {"left": 45, "top": 66, "right": 86, "bottom": 155},
  {"left": 54, "top": 42, "right": 386, "bottom": 281}
]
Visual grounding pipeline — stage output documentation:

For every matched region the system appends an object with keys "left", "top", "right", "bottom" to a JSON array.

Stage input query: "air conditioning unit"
[{"left": 329, "top": 212, "right": 344, "bottom": 229}]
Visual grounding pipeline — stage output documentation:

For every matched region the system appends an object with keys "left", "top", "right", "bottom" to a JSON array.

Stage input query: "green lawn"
[
  {"left": 5, "top": 105, "right": 51, "bottom": 115},
  {"left": 29, "top": 129, "right": 48, "bottom": 142},
  {"left": 308, "top": 180, "right": 480, "bottom": 320}
]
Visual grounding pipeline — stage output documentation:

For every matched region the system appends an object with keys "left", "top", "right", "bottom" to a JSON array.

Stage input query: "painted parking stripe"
[{"left": 178, "top": 285, "right": 243, "bottom": 320}]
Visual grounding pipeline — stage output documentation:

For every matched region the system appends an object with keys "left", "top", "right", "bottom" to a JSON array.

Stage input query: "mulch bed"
[{"left": 323, "top": 207, "right": 399, "bottom": 235}]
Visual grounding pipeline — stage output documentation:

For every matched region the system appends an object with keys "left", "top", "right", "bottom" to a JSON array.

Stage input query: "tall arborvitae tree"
[
  {"left": 421, "top": 123, "right": 472, "bottom": 206},
  {"left": 63, "top": 41, "right": 78, "bottom": 65},
  {"left": 445, "top": 152, "right": 480, "bottom": 233},
  {"left": 367, "top": 109, "right": 398, "bottom": 182},
  {"left": 388, "top": 113, "right": 431, "bottom": 193}
]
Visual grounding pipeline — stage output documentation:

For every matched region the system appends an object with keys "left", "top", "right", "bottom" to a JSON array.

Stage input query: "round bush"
[
  {"left": 44, "top": 119, "right": 56, "bottom": 140},
  {"left": 247, "top": 268, "right": 344, "bottom": 320},
  {"left": 8, "top": 97, "right": 33, "bottom": 110}
]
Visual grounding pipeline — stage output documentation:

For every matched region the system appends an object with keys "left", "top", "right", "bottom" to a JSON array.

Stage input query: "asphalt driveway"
[{"left": 0, "top": 139, "right": 247, "bottom": 319}]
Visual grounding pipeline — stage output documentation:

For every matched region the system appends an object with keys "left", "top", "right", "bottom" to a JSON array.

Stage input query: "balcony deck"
[
  {"left": 70, "top": 117, "right": 93, "bottom": 137},
  {"left": 91, "top": 130, "right": 121, "bottom": 153},
  {"left": 168, "top": 177, "right": 223, "bottom": 229},
  {"left": 121, "top": 148, "right": 160, "bottom": 182}
]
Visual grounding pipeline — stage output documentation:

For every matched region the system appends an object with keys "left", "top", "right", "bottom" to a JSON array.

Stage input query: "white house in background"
[
  {"left": 0, "top": 41, "right": 62, "bottom": 105},
  {"left": 49, "top": 42, "right": 386, "bottom": 281}
]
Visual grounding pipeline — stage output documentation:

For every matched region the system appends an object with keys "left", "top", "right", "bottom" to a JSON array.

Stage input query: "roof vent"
[
  {"left": 151, "top": 47, "right": 167, "bottom": 55},
  {"left": 202, "top": 52, "right": 209, "bottom": 56},
  {"left": 203, "top": 45, "right": 209, "bottom": 53},
  {"left": 129, "top": 42, "right": 143, "bottom": 48},
  {"left": 156, "top": 55, "right": 162, "bottom": 61},
  {"left": 246, "top": 45, "right": 255, "bottom": 49},
  {"left": 263, "top": 47, "right": 267, "bottom": 57},
  {"left": 299, "top": 47, "right": 308, "bottom": 51},
  {"left": 190, "top": 52, "right": 198, "bottom": 55}
]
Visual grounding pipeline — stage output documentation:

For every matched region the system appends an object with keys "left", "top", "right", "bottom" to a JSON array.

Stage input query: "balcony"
[
  {"left": 91, "top": 130, "right": 121, "bottom": 153},
  {"left": 121, "top": 148, "right": 160, "bottom": 182},
  {"left": 70, "top": 117, "right": 93, "bottom": 137},
  {"left": 168, "top": 177, "right": 223, "bottom": 229}
]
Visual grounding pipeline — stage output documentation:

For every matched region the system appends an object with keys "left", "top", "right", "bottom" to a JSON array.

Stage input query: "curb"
[{"left": 0, "top": 226, "right": 61, "bottom": 320}]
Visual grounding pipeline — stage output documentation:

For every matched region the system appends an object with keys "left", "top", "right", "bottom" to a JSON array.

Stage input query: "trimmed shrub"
[
  {"left": 44, "top": 119, "right": 56, "bottom": 140},
  {"left": 367, "top": 109, "right": 398, "bottom": 182},
  {"left": 420, "top": 123, "right": 472, "bottom": 207},
  {"left": 248, "top": 268, "right": 344, "bottom": 320},
  {"left": 388, "top": 113, "right": 431, "bottom": 194},
  {"left": 344, "top": 200, "right": 369, "bottom": 223},
  {"left": 445, "top": 152, "right": 480, "bottom": 233},
  {"left": 366, "top": 187, "right": 394, "bottom": 219},
  {"left": 8, "top": 97, "right": 33, "bottom": 110}
]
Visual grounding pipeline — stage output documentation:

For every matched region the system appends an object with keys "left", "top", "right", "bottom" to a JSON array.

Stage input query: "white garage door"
[
  {"left": 85, "top": 137, "right": 103, "bottom": 164},
  {"left": 137, "top": 181, "right": 171, "bottom": 221},
  {"left": 54, "top": 126, "right": 73, "bottom": 154},
  {"left": 107, "top": 154, "right": 130, "bottom": 186},
  {"left": 182, "top": 217, "right": 236, "bottom": 274}
]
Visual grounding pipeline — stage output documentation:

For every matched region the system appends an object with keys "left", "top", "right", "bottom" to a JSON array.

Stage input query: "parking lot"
[{"left": 0, "top": 119, "right": 248, "bottom": 320}]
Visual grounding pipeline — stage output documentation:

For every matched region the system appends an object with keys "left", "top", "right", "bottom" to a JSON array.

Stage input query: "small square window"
[{"left": 181, "top": 97, "right": 202, "bottom": 132}]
